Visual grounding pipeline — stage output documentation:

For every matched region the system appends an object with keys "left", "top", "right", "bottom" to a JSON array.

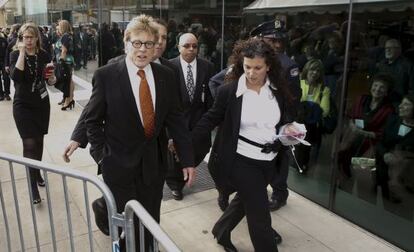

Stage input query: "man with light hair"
[
  {"left": 85, "top": 14, "right": 196, "bottom": 251},
  {"left": 377, "top": 38, "right": 414, "bottom": 103}
]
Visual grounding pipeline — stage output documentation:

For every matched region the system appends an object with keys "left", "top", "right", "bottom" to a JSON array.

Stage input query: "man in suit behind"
[
  {"left": 85, "top": 15, "right": 196, "bottom": 250},
  {"left": 166, "top": 33, "right": 215, "bottom": 200}
]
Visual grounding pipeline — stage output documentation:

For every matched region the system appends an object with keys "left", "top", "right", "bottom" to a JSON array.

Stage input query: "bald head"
[{"left": 178, "top": 33, "right": 198, "bottom": 63}]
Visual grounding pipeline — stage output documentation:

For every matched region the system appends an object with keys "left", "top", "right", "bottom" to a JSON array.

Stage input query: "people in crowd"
[
  {"left": 9, "top": 22, "right": 57, "bottom": 204},
  {"left": 192, "top": 37, "right": 305, "bottom": 252},
  {"left": 166, "top": 33, "right": 215, "bottom": 200},
  {"left": 97, "top": 23, "right": 116, "bottom": 66},
  {"left": 376, "top": 94, "right": 414, "bottom": 203},
  {"left": 338, "top": 74, "right": 395, "bottom": 178},
  {"left": 84, "top": 14, "right": 196, "bottom": 251},
  {"left": 54, "top": 19, "right": 75, "bottom": 110},
  {"left": 295, "top": 59, "right": 331, "bottom": 173},
  {"left": 0, "top": 31, "right": 10, "bottom": 101},
  {"left": 74, "top": 25, "right": 89, "bottom": 70},
  {"left": 376, "top": 38, "right": 414, "bottom": 104}
]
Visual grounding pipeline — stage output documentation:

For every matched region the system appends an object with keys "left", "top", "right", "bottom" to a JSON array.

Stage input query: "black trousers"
[
  {"left": 106, "top": 171, "right": 165, "bottom": 252},
  {"left": 213, "top": 154, "right": 278, "bottom": 252},
  {"left": 0, "top": 64, "right": 10, "bottom": 96},
  {"left": 165, "top": 152, "right": 186, "bottom": 191},
  {"left": 270, "top": 150, "right": 290, "bottom": 202}
]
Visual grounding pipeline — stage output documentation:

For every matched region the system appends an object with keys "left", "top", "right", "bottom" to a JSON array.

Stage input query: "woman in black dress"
[{"left": 10, "top": 22, "right": 57, "bottom": 204}]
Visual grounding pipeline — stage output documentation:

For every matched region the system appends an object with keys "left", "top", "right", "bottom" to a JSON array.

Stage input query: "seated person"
[
  {"left": 338, "top": 73, "right": 394, "bottom": 178},
  {"left": 376, "top": 94, "right": 414, "bottom": 203}
]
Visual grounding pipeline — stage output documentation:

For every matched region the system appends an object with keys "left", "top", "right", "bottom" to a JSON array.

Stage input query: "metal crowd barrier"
[{"left": 0, "top": 152, "right": 181, "bottom": 252}]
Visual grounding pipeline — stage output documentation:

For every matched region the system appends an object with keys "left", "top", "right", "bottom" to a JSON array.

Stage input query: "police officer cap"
[{"left": 250, "top": 19, "right": 287, "bottom": 40}]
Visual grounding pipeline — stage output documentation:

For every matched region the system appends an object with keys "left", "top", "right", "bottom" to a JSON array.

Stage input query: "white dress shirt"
[
  {"left": 180, "top": 56, "right": 197, "bottom": 85},
  {"left": 236, "top": 73, "right": 281, "bottom": 161},
  {"left": 125, "top": 57, "right": 156, "bottom": 123}
]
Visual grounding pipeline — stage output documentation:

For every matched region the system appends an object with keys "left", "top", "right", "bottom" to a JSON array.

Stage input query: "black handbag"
[{"left": 54, "top": 60, "right": 71, "bottom": 93}]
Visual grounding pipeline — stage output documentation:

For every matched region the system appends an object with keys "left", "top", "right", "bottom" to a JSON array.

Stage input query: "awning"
[
  {"left": 0, "top": 0, "right": 9, "bottom": 9},
  {"left": 243, "top": 0, "right": 414, "bottom": 14}
]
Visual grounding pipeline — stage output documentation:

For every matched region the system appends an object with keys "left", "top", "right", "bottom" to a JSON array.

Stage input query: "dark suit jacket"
[
  {"left": 85, "top": 61, "right": 194, "bottom": 185},
  {"left": 193, "top": 81, "right": 295, "bottom": 187},
  {"left": 70, "top": 56, "right": 178, "bottom": 151},
  {"left": 170, "top": 56, "right": 215, "bottom": 164}
]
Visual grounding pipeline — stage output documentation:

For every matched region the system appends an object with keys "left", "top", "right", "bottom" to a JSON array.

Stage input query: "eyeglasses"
[
  {"left": 23, "top": 35, "right": 35, "bottom": 40},
  {"left": 181, "top": 43, "right": 198, "bottom": 49},
  {"left": 130, "top": 40, "right": 155, "bottom": 49}
]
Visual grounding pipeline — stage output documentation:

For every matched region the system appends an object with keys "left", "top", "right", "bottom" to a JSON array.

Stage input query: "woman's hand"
[
  {"left": 17, "top": 41, "right": 26, "bottom": 53},
  {"left": 282, "top": 123, "right": 305, "bottom": 139}
]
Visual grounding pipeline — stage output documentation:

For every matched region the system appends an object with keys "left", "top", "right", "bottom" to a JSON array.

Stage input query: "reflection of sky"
[{"left": 25, "top": 0, "right": 47, "bottom": 15}]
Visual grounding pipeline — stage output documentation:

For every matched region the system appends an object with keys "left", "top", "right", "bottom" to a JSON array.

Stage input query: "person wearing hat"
[{"left": 250, "top": 19, "right": 302, "bottom": 211}]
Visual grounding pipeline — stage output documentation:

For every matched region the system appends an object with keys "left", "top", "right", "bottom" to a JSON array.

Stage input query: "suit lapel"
[
  {"left": 174, "top": 57, "right": 190, "bottom": 102},
  {"left": 117, "top": 60, "right": 145, "bottom": 133},
  {"left": 151, "top": 63, "right": 164, "bottom": 133},
  {"left": 194, "top": 58, "right": 205, "bottom": 99}
]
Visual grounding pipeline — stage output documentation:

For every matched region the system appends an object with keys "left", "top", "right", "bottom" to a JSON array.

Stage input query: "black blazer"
[
  {"left": 70, "top": 56, "right": 175, "bottom": 148},
  {"left": 170, "top": 56, "right": 215, "bottom": 164},
  {"left": 193, "top": 81, "right": 295, "bottom": 180},
  {"left": 85, "top": 60, "right": 194, "bottom": 185}
]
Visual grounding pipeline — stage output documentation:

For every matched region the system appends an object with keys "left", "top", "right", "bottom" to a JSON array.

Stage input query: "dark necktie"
[
  {"left": 138, "top": 70, "right": 155, "bottom": 138},
  {"left": 186, "top": 64, "right": 195, "bottom": 101}
]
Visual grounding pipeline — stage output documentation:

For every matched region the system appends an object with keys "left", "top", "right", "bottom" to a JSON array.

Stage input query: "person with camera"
[{"left": 10, "top": 22, "right": 57, "bottom": 204}]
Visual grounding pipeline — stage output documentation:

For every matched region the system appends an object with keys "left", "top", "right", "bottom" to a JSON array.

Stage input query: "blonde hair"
[
  {"left": 15, "top": 22, "right": 42, "bottom": 52},
  {"left": 58, "top": 20, "right": 72, "bottom": 35},
  {"left": 124, "top": 14, "right": 159, "bottom": 43}
]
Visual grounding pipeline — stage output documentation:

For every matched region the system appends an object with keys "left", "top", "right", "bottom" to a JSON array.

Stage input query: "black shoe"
[
  {"left": 218, "top": 192, "right": 229, "bottom": 211},
  {"left": 171, "top": 190, "right": 183, "bottom": 200},
  {"left": 92, "top": 197, "right": 109, "bottom": 236},
  {"left": 5, "top": 95, "right": 11, "bottom": 101},
  {"left": 61, "top": 100, "right": 75, "bottom": 110},
  {"left": 33, "top": 198, "right": 42, "bottom": 205},
  {"left": 269, "top": 199, "right": 286, "bottom": 212},
  {"left": 273, "top": 229, "right": 282, "bottom": 245},
  {"left": 212, "top": 230, "right": 238, "bottom": 252},
  {"left": 37, "top": 177, "right": 45, "bottom": 187},
  {"left": 0, "top": 96, "right": 4, "bottom": 101}
]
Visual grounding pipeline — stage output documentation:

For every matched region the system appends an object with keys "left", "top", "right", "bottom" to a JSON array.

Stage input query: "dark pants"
[
  {"left": 213, "top": 154, "right": 278, "bottom": 252},
  {"left": 270, "top": 149, "right": 290, "bottom": 201},
  {"left": 165, "top": 152, "right": 186, "bottom": 191},
  {"left": 106, "top": 172, "right": 165, "bottom": 252},
  {"left": 0, "top": 64, "right": 10, "bottom": 96}
]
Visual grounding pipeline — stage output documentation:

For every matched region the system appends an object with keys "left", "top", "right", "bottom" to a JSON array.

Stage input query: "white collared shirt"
[
  {"left": 236, "top": 73, "right": 281, "bottom": 161},
  {"left": 125, "top": 57, "right": 156, "bottom": 123},
  {"left": 153, "top": 58, "right": 161, "bottom": 64},
  {"left": 180, "top": 56, "right": 197, "bottom": 85}
]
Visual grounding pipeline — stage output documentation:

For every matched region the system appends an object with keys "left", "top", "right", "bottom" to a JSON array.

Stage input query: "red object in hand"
[{"left": 44, "top": 65, "right": 55, "bottom": 79}]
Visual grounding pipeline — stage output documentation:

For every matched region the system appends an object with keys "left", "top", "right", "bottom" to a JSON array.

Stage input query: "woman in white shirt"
[{"left": 193, "top": 38, "right": 305, "bottom": 252}]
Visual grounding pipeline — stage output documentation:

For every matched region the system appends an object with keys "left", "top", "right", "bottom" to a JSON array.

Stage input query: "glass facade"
[{"left": 0, "top": 0, "right": 413, "bottom": 250}]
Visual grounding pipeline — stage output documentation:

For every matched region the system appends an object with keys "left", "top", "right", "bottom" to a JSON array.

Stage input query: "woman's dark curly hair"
[{"left": 225, "top": 37, "right": 293, "bottom": 102}]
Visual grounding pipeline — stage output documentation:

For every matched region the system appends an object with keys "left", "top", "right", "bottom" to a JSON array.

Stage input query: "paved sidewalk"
[{"left": 0, "top": 75, "right": 403, "bottom": 251}]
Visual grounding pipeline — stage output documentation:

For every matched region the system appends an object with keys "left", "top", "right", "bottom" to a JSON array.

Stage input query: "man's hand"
[
  {"left": 182, "top": 167, "right": 196, "bottom": 187},
  {"left": 63, "top": 140, "right": 81, "bottom": 163},
  {"left": 168, "top": 139, "right": 176, "bottom": 153}
]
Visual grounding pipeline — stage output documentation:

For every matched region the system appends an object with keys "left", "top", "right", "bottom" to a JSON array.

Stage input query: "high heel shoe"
[
  {"left": 58, "top": 98, "right": 65, "bottom": 105},
  {"left": 61, "top": 100, "right": 75, "bottom": 111}
]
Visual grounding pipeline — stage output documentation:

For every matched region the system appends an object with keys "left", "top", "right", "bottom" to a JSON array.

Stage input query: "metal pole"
[
  {"left": 328, "top": 0, "right": 354, "bottom": 210},
  {"left": 220, "top": 0, "right": 225, "bottom": 70}
]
